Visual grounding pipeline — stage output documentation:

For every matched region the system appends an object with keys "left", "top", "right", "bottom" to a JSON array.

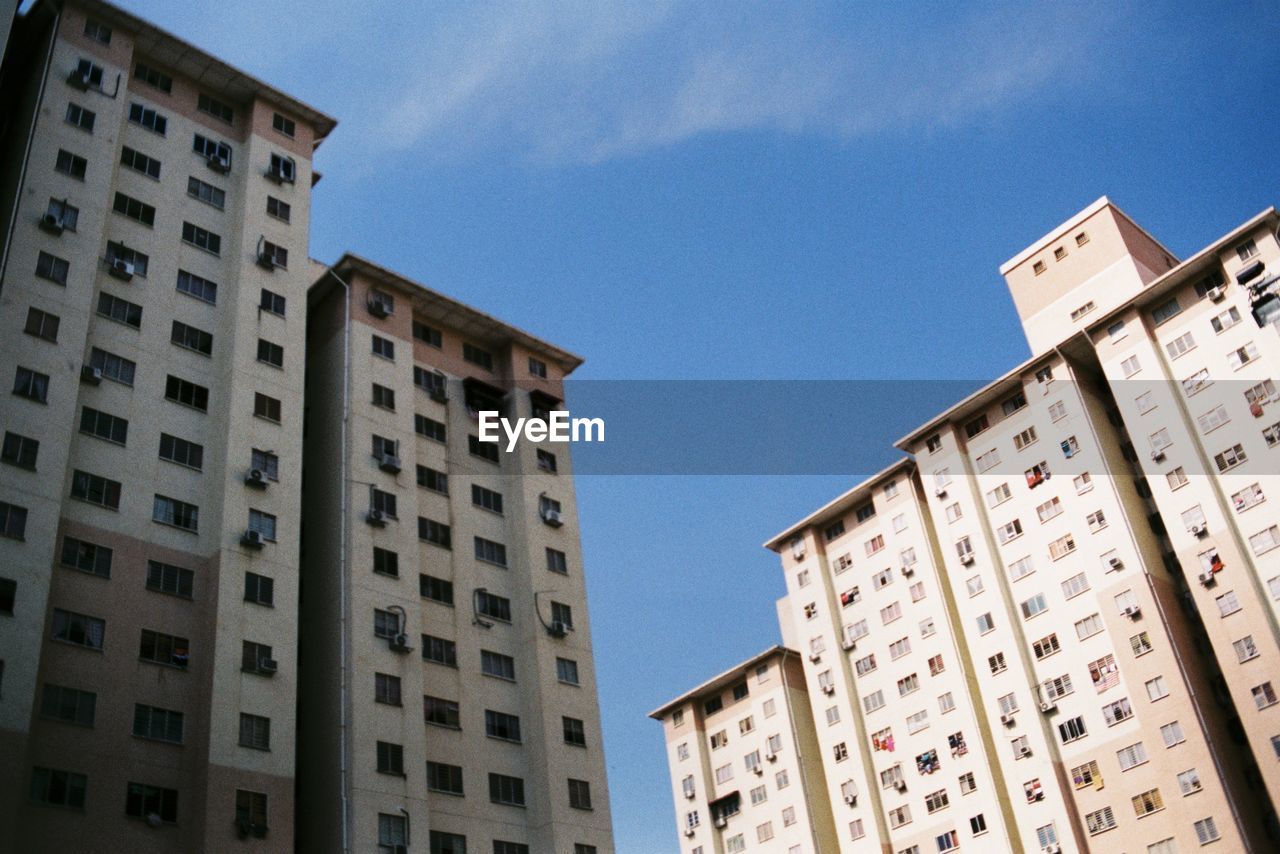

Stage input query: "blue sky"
[{"left": 116, "top": 1, "right": 1280, "bottom": 850}]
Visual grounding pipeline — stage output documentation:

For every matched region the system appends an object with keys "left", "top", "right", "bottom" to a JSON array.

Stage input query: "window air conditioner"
[
  {"left": 1198, "top": 570, "right": 1215, "bottom": 586},
  {"left": 1108, "top": 556, "right": 1123, "bottom": 570},
  {"left": 67, "top": 68, "right": 92, "bottom": 90},
  {"left": 241, "top": 529, "right": 265, "bottom": 549},
  {"left": 1043, "top": 844, "right": 1062, "bottom": 854},
  {"left": 379, "top": 453, "right": 402, "bottom": 474},
  {"left": 1122, "top": 605, "right": 1141, "bottom": 619},
  {"left": 1017, "top": 745, "right": 1032, "bottom": 758},
  {"left": 684, "top": 789, "right": 695, "bottom": 800},
  {"left": 207, "top": 153, "right": 231, "bottom": 173},
  {"left": 542, "top": 509, "right": 564, "bottom": 527},
  {"left": 429, "top": 387, "right": 449, "bottom": 403},
  {"left": 821, "top": 684, "right": 835, "bottom": 695},
  {"left": 841, "top": 639, "right": 856, "bottom": 652},
  {"left": 245, "top": 469, "right": 268, "bottom": 488},
  {"left": 935, "top": 487, "right": 948, "bottom": 498},
  {"left": 1000, "top": 712, "right": 1014, "bottom": 726},
  {"left": 81, "top": 365, "right": 103, "bottom": 385},
  {"left": 108, "top": 258, "right": 135, "bottom": 280},
  {"left": 843, "top": 793, "right": 856, "bottom": 805},
  {"left": 714, "top": 816, "right": 727, "bottom": 829},
  {"left": 808, "top": 653, "right": 821, "bottom": 663},
  {"left": 1189, "top": 523, "right": 1205, "bottom": 536},
  {"left": 959, "top": 553, "right": 975, "bottom": 566},
  {"left": 684, "top": 828, "right": 695, "bottom": 837},
  {"left": 1207, "top": 285, "right": 1226, "bottom": 302},
  {"left": 1150, "top": 449, "right": 1166, "bottom": 462},
  {"left": 900, "top": 565, "right": 914, "bottom": 577},
  {"left": 389, "top": 633, "right": 412, "bottom": 653},
  {"left": 368, "top": 297, "right": 391, "bottom": 318},
  {"left": 1039, "top": 700, "right": 1057, "bottom": 713},
  {"left": 259, "top": 658, "right": 278, "bottom": 674},
  {"left": 367, "top": 509, "right": 387, "bottom": 527},
  {"left": 752, "top": 765, "right": 763, "bottom": 776},
  {"left": 39, "top": 212, "right": 65, "bottom": 235},
  {"left": 256, "top": 249, "right": 278, "bottom": 270},
  {"left": 765, "top": 751, "right": 777, "bottom": 762},
  {"left": 549, "top": 620, "right": 570, "bottom": 638},
  {"left": 894, "top": 779, "right": 907, "bottom": 792}
]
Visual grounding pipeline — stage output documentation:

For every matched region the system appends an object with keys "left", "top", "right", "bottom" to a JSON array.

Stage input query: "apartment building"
[
  {"left": 650, "top": 647, "right": 839, "bottom": 854},
  {"left": 0, "top": 0, "right": 334, "bottom": 849},
  {"left": 298, "top": 254, "right": 613, "bottom": 854},
  {"left": 657, "top": 198, "right": 1280, "bottom": 854},
  {"left": 765, "top": 460, "right": 1025, "bottom": 854}
]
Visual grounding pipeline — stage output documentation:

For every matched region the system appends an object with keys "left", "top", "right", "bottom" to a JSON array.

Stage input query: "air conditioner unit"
[
  {"left": 684, "top": 828, "right": 695, "bottom": 838},
  {"left": 1198, "top": 570, "right": 1215, "bottom": 586},
  {"left": 236, "top": 818, "right": 251, "bottom": 838},
  {"left": 714, "top": 816, "right": 727, "bottom": 829},
  {"left": 429, "top": 387, "right": 449, "bottom": 403},
  {"left": 841, "top": 639, "right": 856, "bottom": 652},
  {"left": 256, "top": 250, "right": 278, "bottom": 270},
  {"left": 379, "top": 453, "right": 402, "bottom": 473},
  {"left": 542, "top": 509, "right": 564, "bottom": 527},
  {"left": 684, "top": 789, "right": 695, "bottom": 800},
  {"left": 66, "top": 68, "right": 92, "bottom": 90},
  {"left": 843, "top": 793, "right": 857, "bottom": 805},
  {"left": 549, "top": 620, "right": 570, "bottom": 638},
  {"left": 808, "top": 653, "right": 821, "bottom": 663},
  {"left": 39, "top": 212, "right": 65, "bottom": 234},
  {"left": 245, "top": 469, "right": 268, "bottom": 488},
  {"left": 1042, "top": 844, "right": 1062, "bottom": 854},
  {"left": 1122, "top": 605, "right": 1141, "bottom": 619},
  {"left": 367, "top": 509, "right": 387, "bottom": 527},
  {"left": 241, "top": 529, "right": 265, "bottom": 549},
  {"left": 259, "top": 658, "right": 278, "bottom": 674},
  {"left": 1207, "top": 285, "right": 1226, "bottom": 302},
  {"left": 959, "top": 553, "right": 975, "bottom": 566},
  {"left": 821, "top": 684, "right": 835, "bottom": 695},
  {"left": 1189, "top": 523, "right": 1205, "bottom": 536},
  {"left": 145, "top": 812, "right": 163, "bottom": 827},
  {"left": 1150, "top": 449, "right": 1166, "bottom": 462},
  {"left": 900, "top": 565, "right": 914, "bottom": 577},
  {"left": 108, "top": 258, "right": 135, "bottom": 280},
  {"left": 894, "top": 779, "right": 907, "bottom": 792},
  {"left": 765, "top": 751, "right": 777, "bottom": 762},
  {"left": 1039, "top": 700, "right": 1057, "bottom": 713},
  {"left": 752, "top": 765, "right": 764, "bottom": 776},
  {"left": 206, "top": 153, "right": 231, "bottom": 173},
  {"left": 80, "top": 365, "right": 103, "bottom": 385},
  {"left": 1016, "top": 745, "right": 1032, "bottom": 758},
  {"left": 935, "top": 487, "right": 948, "bottom": 498},
  {"left": 1108, "top": 556, "right": 1123, "bottom": 570},
  {"left": 388, "top": 633, "right": 412, "bottom": 653},
  {"left": 266, "top": 164, "right": 295, "bottom": 184},
  {"left": 1000, "top": 712, "right": 1014, "bottom": 725},
  {"left": 367, "top": 298, "right": 391, "bottom": 318}
]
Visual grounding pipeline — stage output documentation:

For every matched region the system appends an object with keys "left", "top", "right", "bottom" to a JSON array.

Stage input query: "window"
[
  {"left": 1211, "top": 305, "right": 1242, "bottom": 332},
  {"left": 60, "top": 537, "right": 112, "bottom": 578},
  {"left": 865, "top": 534, "right": 885, "bottom": 555},
  {"left": 889, "top": 637, "right": 911, "bottom": 659},
  {"left": 959, "top": 772, "right": 977, "bottom": 795},
  {"left": 117, "top": 147, "right": 161, "bottom": 181},
  {"left": 146, "top": 560, "right": 192, "bottom": 598},
  {"left": 244, "top": 571, "right": 274, "bottom": 606},
  {"left": 267, "top": 152, "right": 296, "bottom": 183},
  {"left": 376, "top": 741, "right": 404, "bottom": 775},
  {"left": 975, "top": 448, "right": 1000, "bottom": 471},
  {"left": 417, "top": 466, "right": 448, "bottom": 495},
  {"left": 176, "top": 270, "right": 217, "bottom": 304},
  {"left": 250, "top": 449, "right": 279, "bottom": 482},
  {"left": 430, "top": 830, "right": 468, "bottom": 853},
  {"left": 413, "top": 321, "right": 443, "bottom": 347},
  {"left": 564, "top": 716, "right": 587, "bottom": 746},
  {"left": 1032, "top": 633, "right": 1060, "bottom": 659},
  {"left": 419, "top": 573, "right": 453, "bottom": 604},
  {"left": 170, "top": 322, "right": 212, "bottom": 358},
  {"left": 242, "top": 641, "right": 274, "bottom": 675},
  {"left": 424, "top": 697, "right": 461, "bottom": 729},
  {"left": 1033, "top": 260, "right": 1046, "bottom": 275},
  {"left": 476, "top": 590, "right": 512, "bottom": 622},
  {"left": 568, "top": 779, "right": 593, "bottom": 810},
  {"left": 1103, "top": 698, "right": 1133, "bottom": 726},
  {"left": 418, "top": 517, "right": 451, "bottom": 549},
  {"left": 181, "top": 221, "right": 221, "bottom": 255},
  {"left": 1194, "top": 817, "right": 1220, "bottom": 845},
  {"left": 159, "top": 434, "right": 203, "bottom": 470},
  {"left": 988, "top": 652, "right": 1007, "bottom": 674},
  {"left": 881, "top": 601, "right": 903, "bottom": 624},
  {"left": 1166, "top": 331, "right": 1196, "bottom": 359},
  {"left": 1086, "top": 806, "right": 1117, "bottom": 835},
  {"left": 260, "top": 289, "right": 286, "bottom": 316},
  {"left": 1036, "top": 497, "right": 1062, "bottom": 523},
  {"left": 1020, "top": 593, "right": 1048, "bottom": 619},
  {"left": 125, "top": 782, "right": 177, "bottom": 823},
  {"left": 1249, "top": 526, "right": 1280, "bottom": 556},
  {"left": 54, "top": 148, "right": 87, "bottom": 179},
  {"left": 925, "top": 789, "right": 950, "bottom": 814},
  {"left": 470, "top": 433, "right": 500, "bottom": 462},
  {"left": 254, "top": 393, "right": 282, "bottom": 423},
  {"left": 70, "top": 470, "right": 121, "bottom": 510},
  {"left": 236, "top": 790, "right": 268, "bottom": 833},
  {"left": 475, "top": 537, "right": 507, "bottom": 567},
  {"left": 472, "top": 484, "right": 504, "bottom": 514},
  {"left": 134, "top": 62, "right": 172, "bottom": 92},
  {"left": 485, "top": 709, "right": 522, "bottom": 742},
  {"left": 1060, "top": 435, "right": 1080, "bottom": 457},
  {"left": 186, "top": 176, "right": 224, "bottom": 208},
  {"left": 371, "top": 334, "right": 395, "bottom": 360},
  {"left": 889, "top": 804, "right": 912, "bottom": 828},
  {"left": 976, "top": 612, "right": 995, "bottom": 633},
  {"left": 164, "top": 375, "right": 208, "bottom": 412},
  {"left": 132, "top": 704, "right": 183, "bottom": 743},
  {"left": 416, "top": 415, "right": 446, "bottom": 442},
  {"left": 139, "top": 629, "right": 189, "bottom": 668},
  {"left": 1048, "top": 399, "right": 1067, "bottom": 420},
  {"left": 30, "top": 766, "right": 87, "bottom": 808},
  {"left": 259, "top": 240, "right": 288, "bottom": 268},
  {"left": 1252, "top": 682, "right": 1278, "bottom": 710},
  {"left": 76, "top": 407, "right": 127, "bottom": 446},
  {"left": 371, "top": 386, "right": 394, "bottom": 412},
  {"left": 1228, "top": 342, "right": 1260, "bottom": 369},
  {"left": 906, "top": 710, "right": 929, "bottom": 734},
  {"left": 824, "top": 519, "right": 846, "bottom": 541},
  {"left": 864, "top": 690, "right": 885, "bottom": 713},
  {"left": 1177, "top": 768, "right": 1203, "bottom": 796},
  {"left": 40, "top": 683, "right": 96, "bottom": 726},
  {"left": 481, "top": 650, "right": 515, "bottom": 680},
  {"left": 1058, "top": 715, "right": 1087, "bottom": 743},
  {"left": 1062, "top": 572, "right": 1090, "bottom": 599},
  {"left": 272, "top": 112, "right": 295, "bottom": 137},
  {"left": 36, "top": 250, "right": 69, "bottom": 285},
  {"left": 1161, "top": 721, "right": 1186, "bottom": 747},
  {"left": 464, "top": 342, "right": 495, "bottom": 370},
  {"left": 1049, "top": 534, "right": 1076, "bottom": 560},
  {"left": 557, "top": 657, "right": 579, "bottom": 685},
  {"left": 1009, "top": 555, "right": 1035, "bottom": 581},
  {"left": 197, "top": 92, "right": 234, "bottom": 123},
  {"left": 1216, "top": 590, "right": 1241, "bottom": 617}
]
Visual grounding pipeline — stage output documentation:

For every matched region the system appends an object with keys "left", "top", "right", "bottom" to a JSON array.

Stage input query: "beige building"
[
  {"left": 656, "top": 198, "right": 1280, "bottom": 853},
  {"left": 650, "top": 647, "right": 840, "bottom": 854},
  {"left": 0, "top": 0, "right": 333, "bottom": 849},
  {"left": 298, "top": 254, "right": 613, "bottom": 853}
]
